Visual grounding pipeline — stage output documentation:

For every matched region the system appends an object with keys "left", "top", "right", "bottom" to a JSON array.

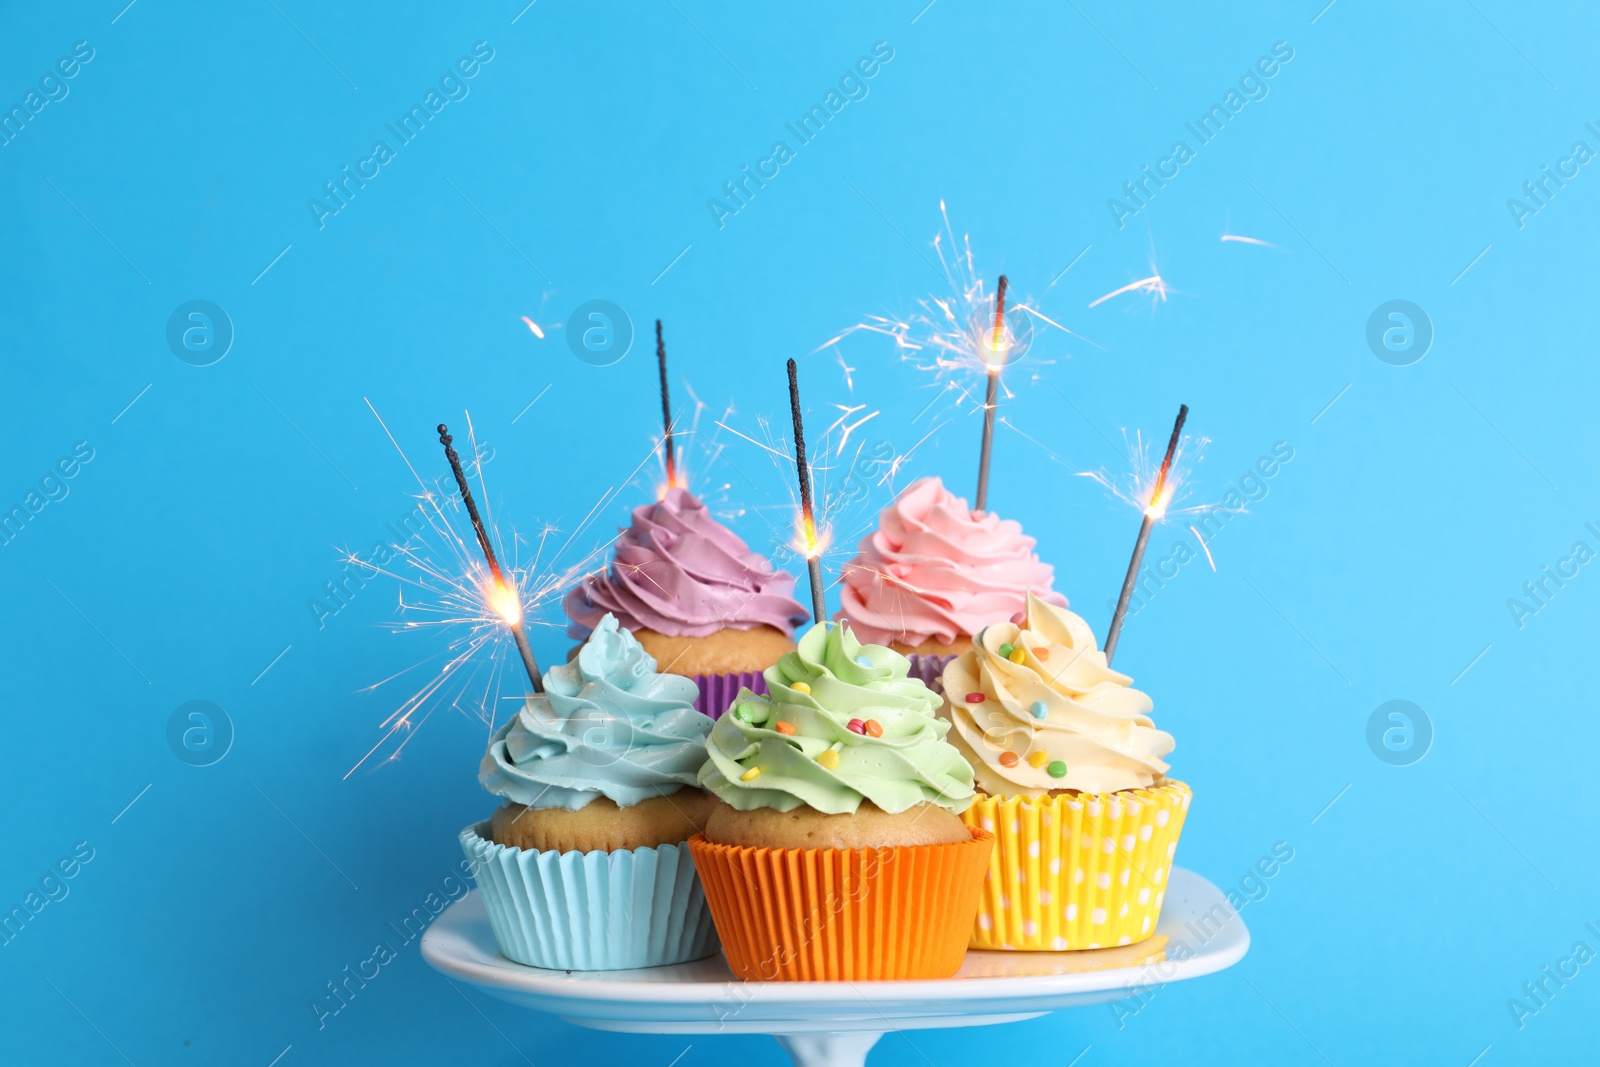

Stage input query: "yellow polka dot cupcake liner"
[{"left": 962, "top": 781, "right": 1191, "bottom": 951}]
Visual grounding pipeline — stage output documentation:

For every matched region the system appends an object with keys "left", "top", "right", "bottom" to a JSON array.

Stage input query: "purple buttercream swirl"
[{"left": 565, "top": 488, "right": 809, "bottom": 639}]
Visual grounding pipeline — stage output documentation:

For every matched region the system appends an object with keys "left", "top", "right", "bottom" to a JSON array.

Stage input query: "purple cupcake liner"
[
  {"left": 692, "top": 671, "right": 768, "bottom": 719},
  {"left": 906, "top": 653, "right": 958, "bottom": 695}
]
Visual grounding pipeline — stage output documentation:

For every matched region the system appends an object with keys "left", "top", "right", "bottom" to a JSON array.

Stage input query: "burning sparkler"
[
  {"left": 437, "top": 424, "right": 542, "bottom": 693},
  {"left": 786, "top": 358, "right": 828, "bottom": 624},
  {"left": 656, "top": 320, "right": 679, "bottom": 493},
  {"left": 1104, "top": 404, "right": 1188, "bottom": 664},
  {"left": 974, "top": 274, "right": 1008, "bottom": 513}
]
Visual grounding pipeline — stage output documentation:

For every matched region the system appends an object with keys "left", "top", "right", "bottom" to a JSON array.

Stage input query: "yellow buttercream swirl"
[{"left": 940, "top": 593, "right": 1174, "bottom": 795}]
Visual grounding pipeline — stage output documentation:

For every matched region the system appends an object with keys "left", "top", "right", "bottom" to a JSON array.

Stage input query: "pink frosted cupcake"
[
  {"left": 565, "top": 487, "right": 809, "bottom": 715},
  {"left": 836, "top": 476, "right": 1063, "bottom": 687}
]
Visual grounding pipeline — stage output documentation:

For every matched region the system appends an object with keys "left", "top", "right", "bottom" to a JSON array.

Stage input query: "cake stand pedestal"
[{"left": 422, "top": 867, "right": 1247, "bottom": 1067}]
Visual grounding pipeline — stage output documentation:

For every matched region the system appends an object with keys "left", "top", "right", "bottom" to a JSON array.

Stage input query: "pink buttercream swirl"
[
  {"left": 836, "top": 476, "right": 1064, "bottom": 647},
  {"left": 565, "top": 488, "right": 808, "bottom": 639}
]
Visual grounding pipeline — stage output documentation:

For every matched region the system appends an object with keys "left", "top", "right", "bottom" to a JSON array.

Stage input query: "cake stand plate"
[{"left": 422, "top": 867, "right": 1247, "bottom": 1067}]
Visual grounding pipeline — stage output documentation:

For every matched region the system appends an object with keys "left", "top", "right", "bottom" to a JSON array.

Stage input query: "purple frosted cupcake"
[{"left": 564, "top": 488, "right": 808, "bottom": 716}]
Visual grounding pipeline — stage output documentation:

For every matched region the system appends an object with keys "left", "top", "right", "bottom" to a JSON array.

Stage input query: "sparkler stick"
[
  {"left": 656, "top": 320, "right": 677, "bottom": 490},
  {"left": 437, "top": 424, "right": 544, "bottom": 693},
  {"left": 786, "top": 358, "right": 827, "bottom": 625},
  {"left": 974, "top": 274, "right": 1008, "bottom": 513},
  {"left": 1104, "top": 403, "right": 1189, "bottom": 665}
]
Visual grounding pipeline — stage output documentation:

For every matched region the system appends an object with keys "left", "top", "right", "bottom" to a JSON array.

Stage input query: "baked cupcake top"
[
  {"left": 941, "top": 592, "right": 1174, "bottom": 795},
  {"left": 479, "top": 614, "right": 711, "bottom": 811},
  {"left": 564, "top": 487, "right": 809, "bottom": 640},
  {"left": 697, "top": 621, "right": 976, "bottom": 815},
  {"left": 836, "top": 475, "right": 1064, "bottom": 647}
]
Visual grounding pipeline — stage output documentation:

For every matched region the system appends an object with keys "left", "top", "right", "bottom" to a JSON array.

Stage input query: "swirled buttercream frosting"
[
  {"left": 565, "top": 487, "right": 808, "bottom": 639},
  {"left": 836, "top": 476, "right": 1063, "bottom": 647},
  {"left": 479, "top": 614, "right": 711, "bottom": 810},
  {"left": 941, "top": 593, "right": 1174, "bottom": 795},
  {"left": 697, "top": 622, "right": 976, "bottom": 815}
]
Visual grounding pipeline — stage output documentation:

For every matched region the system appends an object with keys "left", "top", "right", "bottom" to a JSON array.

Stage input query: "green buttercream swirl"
[{"left": 697, "top": 622, "right": 976, "bottom": 815}]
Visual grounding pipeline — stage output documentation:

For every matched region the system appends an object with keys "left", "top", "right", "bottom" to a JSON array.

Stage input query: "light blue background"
[{"left": 3, "top": 1, "right": 1595, "bottom": 1064}]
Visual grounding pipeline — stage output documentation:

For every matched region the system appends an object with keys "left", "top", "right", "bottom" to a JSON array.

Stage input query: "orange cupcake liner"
[
  {"left": 962, "top": 782, "right": 1191, "bottom": 951},
  {"left": 688, "top": 828, "right": 993, "bottom": 980}
]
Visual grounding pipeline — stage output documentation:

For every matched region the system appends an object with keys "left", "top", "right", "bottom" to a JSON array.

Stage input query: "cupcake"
[
  {"left": 564, "top": 487, "right": 809, "bottom": 715},
  {"left": 940, "top": 592, "right": 1189, "bottom": 951},
  {"left": 688, "top": 621, "right": 992, "bottom": 980},
  {"left": 836, "top": 475, "right": 1064, "bottom": 686},
  {"left": 462, "top": 614, "right": 719, "bottom": 970}
]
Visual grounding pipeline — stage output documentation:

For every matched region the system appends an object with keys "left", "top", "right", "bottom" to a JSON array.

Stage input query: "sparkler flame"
[
  {"left": 481, "top": 571, "right": 524, "bottom": 626},
  {"left": 794, "top": 510, "right": 830, "bottom": 561},
  {"left": 1080, "top": 426, "right": 1207, "bottom": 524}
]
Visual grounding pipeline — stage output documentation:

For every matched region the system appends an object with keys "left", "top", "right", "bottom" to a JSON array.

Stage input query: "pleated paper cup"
[
  {"left": 962, "top": 782, "right": 1191, "bottom": 951},
  {"left": 688, "top": 828, "right": 993, "bottom": 981},
  {"left": 692, "top": 671, "right": 768, "bottom": 720},
  {"left": 905, "top": 653, "right": 958, "bottom": 695},
  {"left": 460, "top": 822, "right": 719, "bottom": 970}
]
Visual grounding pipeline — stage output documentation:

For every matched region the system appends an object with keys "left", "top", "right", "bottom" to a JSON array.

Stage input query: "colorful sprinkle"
[
  {"left": 1028, "top": 751, "right": 1049, "bottom": 769},
  {"left": 1008, "top": 647, "right": 1027, "bottom": 664},
  {"left": 1034, "top": 648, "right": 1050, "bottom": 661},
  {"left": 1029, "top": 701, "right": 1048, "bottom": 719},
  {"left": 740, "top": 767, "right": 761, "bottom": 781},
  {"left": 864, "top": 719, "right": 883, "bottom": 737},
  {"left": 817, "top": 749, "right": 840, "bottom": 770},
  {"left": 791, "top": 681, "right": 811, "bottom": 694},
  {"left": 965, "top": 692, "right": 985, "bottom": 704},
  {"left": 998, "top": 643, "right": 1015, "bottom": 659},
  {"left": 736, "top": 703, "right": 769, "bottom": 725},
  {"left": 1047, "top": 760, "right": 1068, "bottom": 779},
  {"left": 775, "top": 721, "right": 796, "bottom": 736},
  {"left": 855, "top": 655, "right": 873, "bottom": 667},
  {"left": 847, "top": 718, "right": 866, "bottom": 735},
  {"left": 1010, "top": 611, "right": 1027, "bottom": 625},
  {"left": 999, "top": 751, "right": 1020, "bottom": 768}
]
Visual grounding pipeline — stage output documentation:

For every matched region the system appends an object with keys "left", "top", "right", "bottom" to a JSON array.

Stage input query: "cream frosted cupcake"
[
  {"left": 688, "top": 622, "right": 992, "bottom": 980},
  {"left": 835, "top": 476, "right": 1064, "bottom": 686},
  {"left": 564, "top": 487, "right": 809, "bottom": 714},
  {"left": 941, "top": 592, "right": 1190, "bottom": 951},
  {"left": 462, "top": 614, "right": 719, "bottom": 969}
]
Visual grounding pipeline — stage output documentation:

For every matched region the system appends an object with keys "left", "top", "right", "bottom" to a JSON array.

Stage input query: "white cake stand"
[{"left": 422, "top": 867, "right": 1247, "bottom": 1067}]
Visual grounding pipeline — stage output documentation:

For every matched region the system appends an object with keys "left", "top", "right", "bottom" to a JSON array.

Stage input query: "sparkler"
[
  {"left": 786, "top": 358, "right": 828, "bottom": 624},
  {"left": 437, "top": 424, "right": 543, "bottom": 693},
  {"left": 656, "top": 320, "right": 678, "bottom": 491},
  {"left": 1104, "top": 403, "right": 1189, "bottom": 664},
  {"left": 974, "top": 274, "right": 1008, "bottom": 513}
]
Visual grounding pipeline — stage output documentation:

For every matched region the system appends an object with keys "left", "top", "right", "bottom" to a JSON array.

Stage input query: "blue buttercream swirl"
[{"left": 478, "top": 614, "right": 711, "bottom": 810}]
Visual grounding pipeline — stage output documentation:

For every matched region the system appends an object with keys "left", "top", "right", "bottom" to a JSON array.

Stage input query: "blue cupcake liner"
[{"left": 460, "top": 821, "right": 719, "bottom": 970}]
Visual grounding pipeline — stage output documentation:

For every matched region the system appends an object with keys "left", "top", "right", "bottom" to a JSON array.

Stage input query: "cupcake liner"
[
  {"left": 693, "top": 671, "right": 768, "bottom": 719},
  {"left": 962, "top": 781, "right": 1191, "bottom": 951},
  {"left": 905, "top": 653, "right": 958, "bottom": 695},
  {"left": 688, "top": 828, "right": 993, "bottom": 981},
  {"left": 460, "top": 821, "right": 719, "bottom": 970}
]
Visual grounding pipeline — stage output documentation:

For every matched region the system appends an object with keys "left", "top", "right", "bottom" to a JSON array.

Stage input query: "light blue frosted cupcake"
[{"left": 462, "top": 613, "right": 719, "bottom": 970}]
